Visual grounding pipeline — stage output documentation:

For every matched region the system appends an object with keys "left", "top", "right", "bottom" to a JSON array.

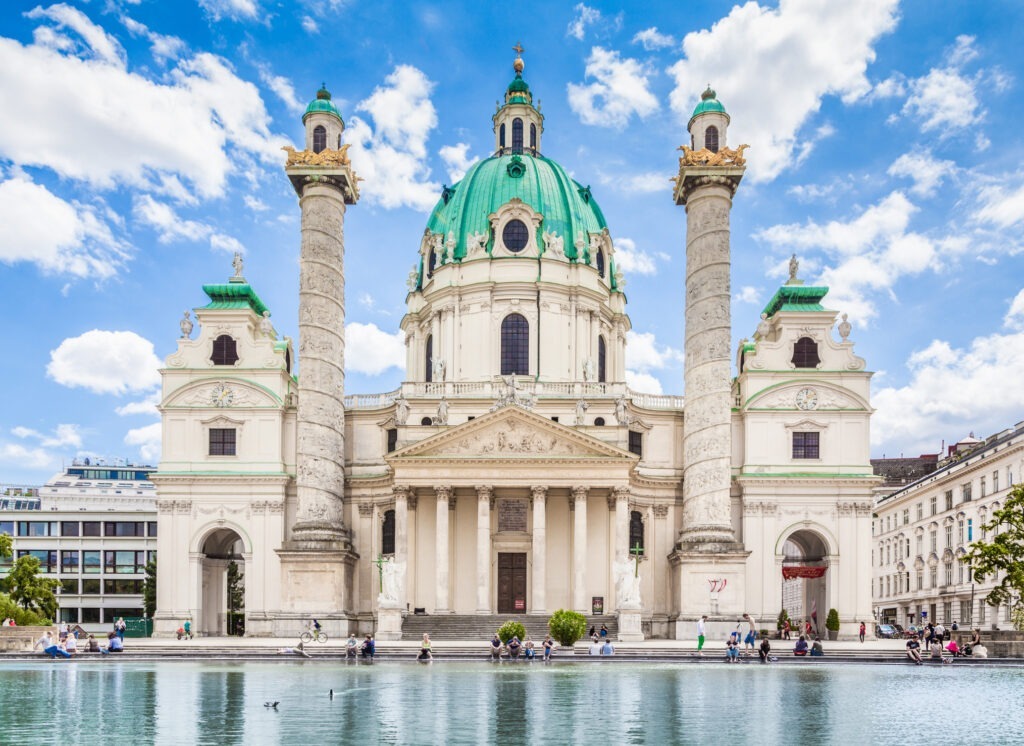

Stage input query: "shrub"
[
  {"left": 826, "top": 608, "right": 840, "bottom": 632},
  {"left": 496, "top": 620, "right": 526, "bottom": 644},
  {"left": 777, "top": 608, "right": 789, "bottom": 630},
  {"left": 0, "top": 592, "right": 50, "bottom": 626},
  {"left": 548, "top": 609, "right": 586, "bottom": 647}
]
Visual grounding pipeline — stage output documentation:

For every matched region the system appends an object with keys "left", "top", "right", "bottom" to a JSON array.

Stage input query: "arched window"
[
  {"left": 211, "top": 335, "right": 239, "bottom": 366},
  {"left": 629, "top": 510, "right": 644, "bottom": 556},
  {"left": 530, "top": 123, "right": 537, "bottom": 152},
  {"left": 594, "top": 417, "right": 606, "bottom": 426},
  {"left": 598, "top": 336, "right": 607, "bottom": 383},
  {"left": 382, "top": 510, "right": 396, "bottom": 555},
  {"left": 499, "top": 123, "right": 506, "bottom": 149},
  {"left": 511, "top": 118, "right": 523, "bottom": 154},
  {"left": 792, "top": 337, "right": 821, "bottom": 368},
  {"left": 705, "top": 125, "right": 719, "bottom": 153},
  {"left": 596, "top": 249, "right": 605, "bottom": 278},
  {"left": 313, "top": 125, "right": 327, "bottom": 154},
  {"left": 427, "top": 248, "right": 436, "bottom": 279},
  {"left": 420, "top": 416, "right": 433, "bottom": 426},
  {"left": 424, "top": 335, "right": 433, "bottom": 382},
  {"left": 501, "top": 313, "right": 529, "bottom": 376}
]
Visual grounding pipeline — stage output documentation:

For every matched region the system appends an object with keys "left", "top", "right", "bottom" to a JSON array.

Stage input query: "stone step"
[{"left": 400, "top": 614, "right": 619, "bottom": 641}]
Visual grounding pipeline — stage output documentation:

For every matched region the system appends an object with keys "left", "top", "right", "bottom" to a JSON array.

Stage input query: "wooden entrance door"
[{"left": 497, "top": 553, "right": 527, "bottom": 614}]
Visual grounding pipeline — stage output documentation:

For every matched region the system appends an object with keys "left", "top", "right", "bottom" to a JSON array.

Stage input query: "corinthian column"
[
  {"left": 287, "top": 163, "right": 359, "bottom": 545},
  {"left": 572, "top": 486, "right": 589, "bottom": 613},
  {"left": 531, "top": 485, "right": 547, "bottom": 614},
  {"left": 613, "top": 486, "right": 630, "bottom": 559},
  {"left": 476, "top": 485, "right": 492, "bottom": 614},
  {"left": 675, "top": 167, "right": 744, "bottom": 548},
  {"left": 435, "top": 485, "right": 451, "bottom": 612},
  {"left": 393, "top": 484, "right": 410, "bottom": 605}
]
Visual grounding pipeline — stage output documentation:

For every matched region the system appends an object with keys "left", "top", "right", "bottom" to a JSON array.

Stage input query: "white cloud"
[
  {"left": 198, "top": 0, "right": 260, "bottom": 22},
  {"left": 120, "top": 15, "right": 185, "bottom": 64},
  {"left": 667, "top": 0, "right": 899, "bottom": 182},
  {"left": 346, "top": 65, "right": 441, "bottom": 211},
  {"left": 633, "top": 27, "right": 676, "bottom": 51},
  {"left": 625, "top": 370, "right": 663, "bottom": 394},
  {"left": 872, "top": 327, "right": 1024, "bottom": 456},
  {"left": 625, "top": 330, "right": 682, "bottom": 372},
  {"left": 47, "top": 330, "right": 161, "bottom": 395},
  {"left": 566, "top": 4, "right": 603, "bottom": 41},
  {"left": 439, "top": 143, "right": 479, "bottom": 183},
  {"left": 974, "top": 180, "right": 1024, "bottom": 229},
  {"left": 887, "top": 151, "right": 956, "bottom": 197},
  {"left": 612, "top": 237, "right": 657, "bottom": 275},
  {"left": 733, "top": 286, "right": 761, "bottom": 304},
  {"left": 134, "top": 195, "right": 244, "bottom": 253},
  {"left": 124, "top": 422, "right": 161, "bottom": 463},
  {"left": 301, "top": 16, "right": 319, "bottom": 33},
  {"left": 1005, "top": 289, "right": 1024, "bottom": 330},
  {"left": 257, "top": 64, "right": 305, "bottom": 115},
  {"left": 0, "top": 442, "right": 55, "bottom": 470},
  {"left": 0, "top": 175, "right": 127, "bottom": 279},
  {"left": 12, "top": 424, "right": 83, "bottom": 449},
  {"left": 756, "top": 191, "right": 955, "bottom": 322},
  {"left": 344, "top": 322, "right": 405, "bottom": 375},
  {"left": 0, "top": 9, "right": 286, "bottom": 199},
  {"left": 209, "top": 234, "right": 246, "bottom": 254},
  {"left": 115, "top": 391, "right": 161, "bottom": 417},
  {"left": 243, "top": 195, "right": 268, "bottom": 211},
  {"left": 568, "top": 47, "right": 659, "bottom": 128}
]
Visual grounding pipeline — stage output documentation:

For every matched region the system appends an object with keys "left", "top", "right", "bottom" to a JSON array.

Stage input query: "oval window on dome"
[{"left": 502, "top": 220, "right": 529, "bottom": 252}]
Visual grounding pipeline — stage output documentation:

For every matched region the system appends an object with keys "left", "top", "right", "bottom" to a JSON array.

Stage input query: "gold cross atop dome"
[{"left": 513, "top": 42, "right": 524, "bottom": 73}]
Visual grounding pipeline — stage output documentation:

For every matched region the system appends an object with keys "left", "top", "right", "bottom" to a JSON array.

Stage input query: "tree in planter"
[
  {"left": 0, "top": 555, "right": 59, "bottom": 621},
  {"left": 964, "top": 483, "right": 1024, "bottom": 631},
  {"left": 142, "top": 556, "right": 157, "bottom": 618},
  {"left": 825, "top": 608, "right": 840, "bottom": 639},
  {"left": 496, "top": 620, "right": 526, "bottom": 644},
  {"left": 777, "top": 608, "right": 790, "bottom": 638},
  {"left": 548, "top": 609, "right": 586, "bottom": 647},
  {"left": 226, "top": 561, "right": 245, "bottom": 636}
]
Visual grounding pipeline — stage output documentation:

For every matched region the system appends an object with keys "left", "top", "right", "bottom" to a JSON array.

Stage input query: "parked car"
[
  {"left": 875, "top": 624, "right": 898, "bottom": 638},
  {"left": 892, "top": 624, "right": 906, "bottom": 639}
]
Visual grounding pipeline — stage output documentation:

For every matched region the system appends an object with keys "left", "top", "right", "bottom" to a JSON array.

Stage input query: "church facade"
[{"left": 152, "top": 54, "right": 877, "bottom": 640}]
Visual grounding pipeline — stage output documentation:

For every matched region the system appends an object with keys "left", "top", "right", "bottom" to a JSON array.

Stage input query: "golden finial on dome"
[{"left": 512, "top": 42, "right": 524, "bottom": 73}]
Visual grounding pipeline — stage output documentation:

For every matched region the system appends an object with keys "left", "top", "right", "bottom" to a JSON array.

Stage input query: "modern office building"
[
  {"left": 872, "top": 423, "right": 1024, "bottom": 629},
  {"left": 0, "top": 460, "right": 157, "bottom": 631}
]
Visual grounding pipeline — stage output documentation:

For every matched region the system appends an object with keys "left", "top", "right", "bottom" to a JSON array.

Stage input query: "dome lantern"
[
  {"left": 493, "top": 43, "right": 544, "bottom": 156},
  {"left": 687, "top": 84, "right": 730, "bottom": 153},
  {"left": 302, "top": 83, "right": 345, "bottom": 154}
]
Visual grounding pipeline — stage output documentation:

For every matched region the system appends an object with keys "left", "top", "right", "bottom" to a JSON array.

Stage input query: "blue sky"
[{"left": 2, "top": 0, "right": 1024, "bottom": 484}]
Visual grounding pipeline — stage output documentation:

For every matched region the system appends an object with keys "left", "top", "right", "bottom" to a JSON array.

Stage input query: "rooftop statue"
[{"left": 282, "top": 144, "right": 351, "bottom": 167}]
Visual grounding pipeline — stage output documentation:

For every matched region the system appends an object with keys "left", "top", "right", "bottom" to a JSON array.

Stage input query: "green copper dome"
[
  {"left": 689, "top": 86, "right": 728, "bottom": 127},
  {"left": 425, "top": 153, "right": 608, "bottom": 264},
  {"left": 303, "top": 84, "right": 343, "bottom": 124}
]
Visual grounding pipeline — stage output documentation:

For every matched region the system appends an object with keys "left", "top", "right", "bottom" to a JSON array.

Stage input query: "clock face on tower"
[
  {"left": 795, "top": 387, "right": 818, "bottom": 411},
  {"left": 211, "top": 382, "right": 235, "bottom": 407}
]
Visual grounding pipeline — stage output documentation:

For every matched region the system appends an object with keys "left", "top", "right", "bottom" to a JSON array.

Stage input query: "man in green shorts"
[{"left": 697, "top": 615, "right": 708, "bottom": 655}]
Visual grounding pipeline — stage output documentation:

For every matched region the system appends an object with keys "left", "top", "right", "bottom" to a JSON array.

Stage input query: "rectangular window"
[
  {"left": 107, "top": 607, "right": 143, "bottom": 622},
  {"left": 957, "top": 520, "right": 964, "bottom": 545},
  {"left": 82, "top": 551, "right": 101, "bottom": 574},
  {"left": 82, "top": 522, "right": 101, "bottom": 537},
  {"left": 59, "top": 608, "right": 79, "bottom": 624},
  {"left": 81, "top": 578, "right": 101, "bottom": 594},
  {"left": 0, "top": 520, "right": 13, "bottom": 537},
  {"left": 885, "top": 576, "right": 891, "bottom": 596},
  {"left": 958, "top": 562, "right": 964, "bottom": 584},
  {"left": 917, "top": 503, "right": 923, "bottom": 521},
  {"left": 209, "top": 428, "right": 237, "bottom": 456},
  {"left": 906, "top": 539, "right": 911, "bottom": 558},
  {"left": 930, "top": 531, "right": 937, "bottom": 552},
  {"left": 103, "top": 579, "right": 144, "bottom": 595},
  {"left": 80, "top": 607, "right": 101, "bottom": 623},
  {"left": 18, "top": 521, "right": 57, "bottom": 537},
  {"left": 104, "top": 550, "right": 145, "bottom": 574},
  {"left": 104, "top": 522, "right": 145, "bottom": 537},
  {"left": 903, "top": 509, "right": 909, "bottom": 526},
  {"left": 930, "top": 496, "right": 937, "bottom": 516},
  {"left": 792, "top": 431, "right": 820, "bottom": 459},
  {"left": 945, "top": 525, "right": 953, "bottom": 548},
  {"left": 60, "top": 521, "right": 80, "bottom": 537},
  {"left": 628, "top": 431, "right": 643, "bottom": 457},
  {"left": 916, "top": 571, "right": 923, "bottom": 590},
  {"left": 916, "top": 536, "right": 923, "bottom": 556},
  {"left": 978, "top": 603, "right": 986, "bottom": 624},
  {"left": 944, "top": 562, "right": 953, "bottom": 586},
  {"left": 147, "top": 522, "right": 158, "bottom": 538},
  {"left": 61, "top": 550, "right": 79, "bottom": 570},
  {"left": 60, "top": 578, "right": 79, "bottom": 595},
  {"left": 961, "top": 600, "right": 972, "bottom": 624},
  {"left": 993, "top": 470, "right": 999, "bottom": 492},
  {"left": 962, "top": 483, "right": 972, "bottom": 502},
  {"left": 17, "top": 549, "right": 57, "bottom": 572},
  {"left": 980, "top": 476, "right": 987, "bottom": 497},
  {"left": 943, "top": 601, "right": 952, "bottom": 624},
  {"left": 386, "top": 428, "right": 398, "bottom": 453},
  {"left": 930, "top": 567, "right": 937, "bottom": 588},
  {"left": 944, "top": 490, "right": 953, "bottom": 511}
]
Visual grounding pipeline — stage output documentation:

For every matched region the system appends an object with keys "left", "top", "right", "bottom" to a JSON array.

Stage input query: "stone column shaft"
[
  {"left": 476, "top": 486, "right": 492, "bottom": 613},
  {"left": 572, "top": 486, "right": 589, "bottom": 613},
  {"left": 678, "top": 176, "right": 742, "bottom": 547},
  {"left": 614, "top": 487, "right": 630, "bottom": 560},
  {"left": 531, "top": 486, "right": 547, "bottom": 614},
  {"left": 435, "top": 485, "right": 451, "bottom": 612},
  {"left": 292, "top": 181, "right": 349, "bottom": 544},
  {"left": 394, "top": 485, "right": 410, "bottom": 606}
]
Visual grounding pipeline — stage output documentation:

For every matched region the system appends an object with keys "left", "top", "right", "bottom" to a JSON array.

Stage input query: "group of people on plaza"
[
  {"left": 32, "top": 618, "right": 128, "bottom": 659},
  {"left": 778, "top": 617, "right": 818, "bottom": 640},
  {"left": 905, "top": 622, "right": 986, "bottom": 664},
  {"left": 344, "top": 633, "right": 376, "bottom": 659},
  {"left": 707, "top": 612, "right": 831, "bottom": 662},
  {"left": 489, "top": 632, "right": 557, "bottom": 661}
]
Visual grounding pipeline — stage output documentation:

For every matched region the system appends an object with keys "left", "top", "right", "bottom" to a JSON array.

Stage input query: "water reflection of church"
[{"left": 152, "top": 53, "right": 877, "bottom": 639}]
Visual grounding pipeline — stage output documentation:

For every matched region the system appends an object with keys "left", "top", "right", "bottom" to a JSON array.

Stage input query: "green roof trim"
[
  {"left": 761, "top": 285, "right": 830, "bottom": 317},
  {"left": 688, "top": 86, "right": 729, "bottom": 127},
  {"left": 201, "top": 283, "right": 269, "bottom": 317},
  {"left": 303, "top": 84, "right": 344, "bottom": 124}
]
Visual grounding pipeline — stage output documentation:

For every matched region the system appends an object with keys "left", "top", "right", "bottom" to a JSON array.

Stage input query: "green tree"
[
  {"left": 964, "top": 483, "right": 1024, "bottom": 630},
  {"left": 1, "top": 555, "right": 59, "bottom": 621},
  {"left": 548, "top": 609, "right": 587, "bottom": 647},
  {"left": 226, "top": 560, "right": 245, "bottom": 636},
  {"left": 142, "top": 556, "right": 157, "bottom": 617},
  {"left": 777, "top": 608, "right": 790, "bottom": 631},
  {"left": 0, "top": 532, "right": 12, "bottom": 560}
]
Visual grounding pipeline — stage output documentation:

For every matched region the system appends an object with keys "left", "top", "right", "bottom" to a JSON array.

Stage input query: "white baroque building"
[
  {"left": 873, "top": 424, "right": 1024, "bottom": 629},
  {"left": 152, "top": 56, "right": 877, "bottom": 639}
]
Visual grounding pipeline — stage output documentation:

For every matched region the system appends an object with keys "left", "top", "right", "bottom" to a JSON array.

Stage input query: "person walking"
[
  {"left": 782, "top": 619, "right": 791, "bottom": 640},
  {"left": 859, "top": 621, "right": 866, "bottom": 643},
  {"left": 183, "top": 619, "right": 193, "bottom": 640},
  {"left": 742, "top": 613, "right": 757, "bottom": 653},
  {"left": 696, "top": 615, "right": 707, "bottom": 656},
  {"left": 115, "top": 617, "right": 127, "bottom": 640}
]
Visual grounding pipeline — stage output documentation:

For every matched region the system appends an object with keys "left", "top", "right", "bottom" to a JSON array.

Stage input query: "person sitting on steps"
[
  {"left": 906, "top": 634, "right": 923, "bottom": 664},
  {"left": 490, "top": 633, "right": 503, "bottom": 661}
]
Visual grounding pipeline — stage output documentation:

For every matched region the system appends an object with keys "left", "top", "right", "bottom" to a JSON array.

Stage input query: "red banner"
[{"left": 782, "top": 566, "right": 827, "bottom": 580}]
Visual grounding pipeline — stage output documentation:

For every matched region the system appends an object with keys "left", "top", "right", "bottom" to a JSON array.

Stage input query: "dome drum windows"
[
  {"left": 500, "top": 313, "right": 530, "bottom": 376},
  {"left": 312, "top": 125, "right": 327, "bottom": 154},
  {"left": 511, "top": 118, "right": 524, "bottom": 154}
]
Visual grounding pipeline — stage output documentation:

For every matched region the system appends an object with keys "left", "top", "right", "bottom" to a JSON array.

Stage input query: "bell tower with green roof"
[{"left": 492, "top": 44, "right": 544, "bottom": 156}]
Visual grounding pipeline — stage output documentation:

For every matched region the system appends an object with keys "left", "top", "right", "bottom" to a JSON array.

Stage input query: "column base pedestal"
[
  {"left": 669, "top": 545, "right": 750, "bottom": 641},
  {"left": 617, "top": 607, "right": 644, "bottom": 642},
  {"left": 376, "top": 606, "right": 404, "bottom": 641},
  {"left": 276, "top": 546, "right": 358, "bottom": 636}
]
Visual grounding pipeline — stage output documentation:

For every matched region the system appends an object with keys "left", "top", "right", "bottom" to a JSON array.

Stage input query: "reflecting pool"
[{"left": 0, "top": 660, "right": 1021, "bottom": 745}]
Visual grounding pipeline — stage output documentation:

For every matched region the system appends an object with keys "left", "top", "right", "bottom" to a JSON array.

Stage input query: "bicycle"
[{"left": 300, "top": 623, "right": 328, "bottom": 644}]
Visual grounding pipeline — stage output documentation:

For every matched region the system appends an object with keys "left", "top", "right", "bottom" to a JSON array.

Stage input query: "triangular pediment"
[{"left": 388, "top": 405, "right": 637, "bottom": 462}]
